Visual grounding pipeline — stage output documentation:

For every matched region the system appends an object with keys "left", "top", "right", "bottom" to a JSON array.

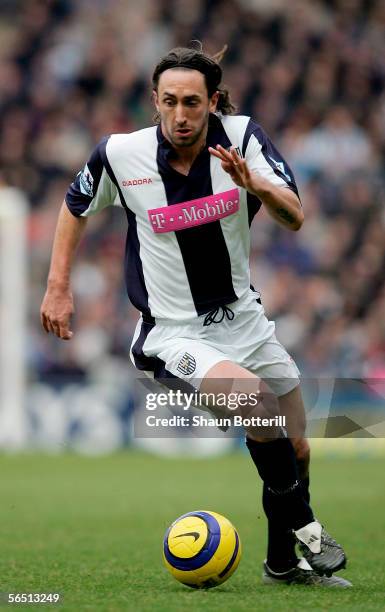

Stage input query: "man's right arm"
[
  {"left": 41, "top": 136, "right": 118, "bottom": 339},
  {"left": 40, "top": 201, "right": 87, "bottom": 340}
]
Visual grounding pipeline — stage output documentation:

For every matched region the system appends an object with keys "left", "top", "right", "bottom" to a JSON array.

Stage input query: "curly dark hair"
[{"left": 152, "top": 43, "right": 236, "bottom": 122}]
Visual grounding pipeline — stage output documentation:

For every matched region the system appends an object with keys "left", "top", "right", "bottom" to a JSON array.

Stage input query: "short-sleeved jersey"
[{"left": 66, "top": 113, "right": 298, "bottom": 322}]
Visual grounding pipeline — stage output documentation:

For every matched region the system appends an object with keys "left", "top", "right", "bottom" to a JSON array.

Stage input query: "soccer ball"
[{"left": 163, "top": 510, "right": 241, "bottom": 588}]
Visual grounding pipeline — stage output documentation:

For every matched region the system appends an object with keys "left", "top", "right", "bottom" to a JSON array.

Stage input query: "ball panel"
[{"left": 168, "top": 516, "right": 208, "bottom": 558}]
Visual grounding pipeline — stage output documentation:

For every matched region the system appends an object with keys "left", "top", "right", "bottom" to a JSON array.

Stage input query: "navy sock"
[
  {"left": 246, "top": 437, "right": 314, "bottom": 531},
  {"left": 264, "top": 475, "right": 311, "bottom": 573},
  {"left": 301, "top": 476, "right": 310, "bottom": 505},
  {"left": 263, "top": 484, "right": 298, "bottom": 572}
]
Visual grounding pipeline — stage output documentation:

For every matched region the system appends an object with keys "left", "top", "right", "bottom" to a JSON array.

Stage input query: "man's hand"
[
  {"left": 40, "top": 283, "right": 74, "bottom": 340},
  {"left": 208, "top": 145, "right": 254, "bottom": 191},
  {"left": 209, "top": 144, "right": 304, "bottom": 231}
]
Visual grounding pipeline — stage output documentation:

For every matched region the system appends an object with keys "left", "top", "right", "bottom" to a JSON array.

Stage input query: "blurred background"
[{"left": 0, "top": 0, "right": 384, "bottom": 452}]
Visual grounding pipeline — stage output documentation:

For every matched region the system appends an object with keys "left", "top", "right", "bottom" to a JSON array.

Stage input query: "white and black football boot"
[{"left": 294, "top": 521, "right": 347, "bottom": 576}]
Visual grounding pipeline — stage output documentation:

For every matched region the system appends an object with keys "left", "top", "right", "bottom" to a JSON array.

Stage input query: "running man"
[{"left": 41, "top": 45, "right": 351, "bottom": 587}]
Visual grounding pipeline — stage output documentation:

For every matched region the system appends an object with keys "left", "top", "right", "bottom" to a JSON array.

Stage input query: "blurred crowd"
[{"left": 1, "top": 0, "right": 384, "bottom": 382}]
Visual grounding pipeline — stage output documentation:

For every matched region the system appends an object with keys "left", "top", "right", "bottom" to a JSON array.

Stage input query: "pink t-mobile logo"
[{"left": 148, "top": 188, "right": 240, "bottom": 233}]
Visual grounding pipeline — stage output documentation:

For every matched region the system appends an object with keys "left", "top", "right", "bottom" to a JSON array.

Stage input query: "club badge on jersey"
[{"left": 177, "top": 353, "right": 197, "bottom": 376}]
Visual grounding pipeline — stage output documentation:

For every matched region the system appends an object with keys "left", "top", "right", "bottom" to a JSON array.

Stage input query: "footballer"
[{"left": 41, "top": 44, "right": 351, "bottom": 587}]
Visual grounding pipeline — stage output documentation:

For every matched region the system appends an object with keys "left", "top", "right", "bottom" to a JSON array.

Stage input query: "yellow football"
[{"left": 163, "top": 510, "right": 241, "bottom": 588}]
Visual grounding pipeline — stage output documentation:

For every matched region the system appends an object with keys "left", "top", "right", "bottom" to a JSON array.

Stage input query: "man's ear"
[
  {"left": 209, "top": 91, "right": 220, "bottom": 112},
  {"left": 153, "top": 90, "right": 160, "bottom": 111}
]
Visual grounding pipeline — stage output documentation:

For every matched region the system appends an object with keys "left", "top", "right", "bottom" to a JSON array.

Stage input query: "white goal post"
[{"left": 0, "top": 187, "right": 28, "bottom": 449}]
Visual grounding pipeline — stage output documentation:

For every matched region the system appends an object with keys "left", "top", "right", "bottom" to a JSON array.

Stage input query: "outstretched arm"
[
  {"left": 40, "top": 202, "right": 87, "bottom": 340},
  {"left": 208, "top": 145, "right": 304, "bottom": 231}
]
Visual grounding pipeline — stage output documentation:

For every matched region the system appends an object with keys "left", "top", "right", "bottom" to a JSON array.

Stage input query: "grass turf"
[{"left": 0, "top": 451, "right": 384, "bottom": 611}]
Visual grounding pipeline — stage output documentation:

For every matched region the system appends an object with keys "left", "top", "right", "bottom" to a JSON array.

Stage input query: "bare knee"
[{"left": 201, "top": 360, "right": 280, "bottom": 438}]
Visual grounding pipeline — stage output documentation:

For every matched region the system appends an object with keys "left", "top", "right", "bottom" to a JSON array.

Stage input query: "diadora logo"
[{"left": 122, "top": 178, "right": 153, "bottom": 187}]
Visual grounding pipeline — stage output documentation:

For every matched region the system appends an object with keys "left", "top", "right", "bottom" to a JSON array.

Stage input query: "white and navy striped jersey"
[{"left": 66, "top": 113, "right": 298, "bottom": 322}]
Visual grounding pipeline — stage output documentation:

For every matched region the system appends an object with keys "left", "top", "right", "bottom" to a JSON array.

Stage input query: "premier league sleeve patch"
[{"left": 79, "top": 163, "right": 94, "bottom": 197}]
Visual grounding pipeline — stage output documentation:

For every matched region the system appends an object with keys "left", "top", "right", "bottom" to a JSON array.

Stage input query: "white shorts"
[{"left": 130, "top": 290, "right": 300, "bottom": 398}]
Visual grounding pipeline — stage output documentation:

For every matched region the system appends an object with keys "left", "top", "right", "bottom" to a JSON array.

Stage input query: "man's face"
[{"left": 154, "top": 69, "right": 219, "bottom": 149}]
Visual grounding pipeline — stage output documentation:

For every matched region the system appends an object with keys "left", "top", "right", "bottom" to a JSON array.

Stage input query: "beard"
[
  {"left": 170, "top": 130, "right": 202, "bottom": 147},
  {"left": 163, "top": 111, "right": 209, "bottom": 149}
]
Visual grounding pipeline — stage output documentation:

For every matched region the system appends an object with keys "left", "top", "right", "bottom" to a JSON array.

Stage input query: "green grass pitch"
[{"left": 0, "top": 450, "right": 384, "bottom": 611}]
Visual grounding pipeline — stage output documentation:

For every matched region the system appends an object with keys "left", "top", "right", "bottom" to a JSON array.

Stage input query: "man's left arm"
[
  {"left": 244, "top": 171, "right": 303, "bottom": 231},
  {"left": 208, "top": 144, "right": 303, "bottom": 231}
]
